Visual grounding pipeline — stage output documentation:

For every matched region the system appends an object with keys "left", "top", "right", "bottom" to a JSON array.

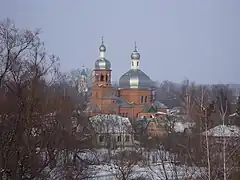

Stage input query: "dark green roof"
[
  {"left": 141, "top": 104, "right": 158, "bottom": 113},
  {"left": 103, "top": 94, "right": 134, "bottom": 108}
]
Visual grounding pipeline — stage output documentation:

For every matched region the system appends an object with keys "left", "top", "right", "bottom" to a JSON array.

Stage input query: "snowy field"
[
  {"left": 87, "top": 164, "right": 202, "bottom": 180},
  {"left": 45, "top": 148, "right": 204, "bottom": 180}
]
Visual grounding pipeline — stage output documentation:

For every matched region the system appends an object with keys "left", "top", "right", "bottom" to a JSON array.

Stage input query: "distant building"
[
  {"left": 201, "top": 124, "right": 240, "bottom": 146},
  {"left": 201, "top": 125, "right": 240, "bottom": 170},
  {"left": 89, "top": 114, "right": 134, "bottom": 148},
  {"left": 135, "top": 117, "right": 167, "bottom": 138},
  {"left": 138, "top": 101, "right": 169, "bottom": 119},
  {"left": 202, "top": 124, "right": 240, "bottom": 138},
  {"left": 229, "top": 112, "right": 240, "bottom": 127},
  {"left": 77, "top": 68, "right": 89, "bottom": 95},
  {"left": 85, "top": 38, "right": 166, "bottom": 119}
]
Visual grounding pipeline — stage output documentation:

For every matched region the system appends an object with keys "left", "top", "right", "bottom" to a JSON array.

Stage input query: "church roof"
[
  {"left": 119, "top": 69, "right": 153, "bottom": 90},
  {"left": 103, "top": 94, "right": 134, "bottom": 108},
  {"left": 140, "top": 101, "right": 168, "bottom": 113},
  {"left": 95, "top": 58, "right": 111, "bottom": 70}
]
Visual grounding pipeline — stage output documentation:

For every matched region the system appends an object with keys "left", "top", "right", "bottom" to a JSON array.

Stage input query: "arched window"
[
  {"left": 95, "top": 74, "right": 99, "bottom": 82},
  {"left": 145, "top": 96, "right": 148, "bottom": 103},
  {"left": 106, "top": 74, "right": 108, "bottom": 81},
  {"left": 100, "top": 74, "right": 104, "bottom": 81},
  {"left": 137, "top": 61, "right": 139, "bottom": 66}
]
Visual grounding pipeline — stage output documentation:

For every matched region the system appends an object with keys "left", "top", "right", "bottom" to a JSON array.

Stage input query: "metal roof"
[{"left": 119, "top": 69, "right": 153, "bottom": 89}]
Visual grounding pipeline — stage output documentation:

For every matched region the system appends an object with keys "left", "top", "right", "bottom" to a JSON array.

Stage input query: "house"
[
  {"left": 229, "top": 112, "right": 240, "bottom": 127},
  {"left": 202, "top": 124, "right": 240, "bottom": 137},
  {"left": 135, "top": 117, "right": 167, "bottom": 138},
  {"left": 201, "top": 125, "right": 240, "bottom": 172},
  {"left": 138, "top": 101, "right": 169, "bottom": 119},
  {"left": 89, "top": 114, "right": 134, "bottom": 148},
  {"left": 146, "top": 118, "right": 167, "bottom": 137},
  {"left": 173, "top": 121, "right": 195, "bottom": 133},
  {"left": 201, "top": 124, "right": 240, "bottom": 146}
]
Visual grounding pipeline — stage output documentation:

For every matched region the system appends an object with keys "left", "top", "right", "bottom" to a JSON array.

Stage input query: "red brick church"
[{"left": 85, "top": 38, "right": 168, "bottom": 119}]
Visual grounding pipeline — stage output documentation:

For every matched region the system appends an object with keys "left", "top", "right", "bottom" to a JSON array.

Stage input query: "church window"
[
  {"left": 100, "top": 74, "right": 104, "bottom": 81},
  {"left": 95, "top": 75, "right": 99, "bottom": 81},
  {"left": 105, "top": 74, "right": 108, "bottom": 81},
  {"left": 141, "top": 96, "right": 144, "bottom": 103},
  {"left": 125, "top": 135, "right": 130, "bottom": 142},
  {"left": 137, "top": 61, "right": 139, "bottom": 66},
  {"left": 99, "top": 136, "right": 104, "bottom": 142},
  {"left": 117, "top": 136, "right": 121, "bottom": 142},
  {"left": 145, "top": 96, "right": 148, "bottom": 103}
]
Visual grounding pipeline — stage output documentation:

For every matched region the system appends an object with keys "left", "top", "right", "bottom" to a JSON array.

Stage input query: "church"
[{"left": 85, "top": 38, "right": 168, "bottom": 119}]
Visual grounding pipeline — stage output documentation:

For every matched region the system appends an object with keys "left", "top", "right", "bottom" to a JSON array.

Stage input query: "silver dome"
[
  {"left": 99, "top": 44, "right": 106, "bottom": 52},
  {"left": 119, "top": 69, "right": 153, "bottom": 89},
  {"left": 131, "top": 50, "right": 140, "bottom": 60},
  {"left": 95, "top": 58, "right": 111, "bottom": 70}
]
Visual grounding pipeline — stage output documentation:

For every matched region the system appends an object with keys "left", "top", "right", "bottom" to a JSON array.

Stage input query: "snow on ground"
[
  {"left": 76, "top": 148, "right": 204, "bottom": 179},
  {"left": 40, "top": 148, "right": 204, "bottom": 179},
  {"left": 88, "top": 164, "right": 203, "bottom": 180}
]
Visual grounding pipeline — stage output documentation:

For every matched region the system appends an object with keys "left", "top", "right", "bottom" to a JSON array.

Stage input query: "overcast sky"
[{"left": 0, "top": 0, "right": 239, "bottom": 84}]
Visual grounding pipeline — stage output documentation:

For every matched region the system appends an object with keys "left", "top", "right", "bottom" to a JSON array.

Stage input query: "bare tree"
[
  {"left": 62, "top": 67, "right": 93, "bottom": 94},
  {"left": 0, "top": 18, "right": 94, "bottom": 180},
  {"left": 210, "top": 85, "right": 239, "bottom": 180},
  {"left": 176, "top": 84, "right": 240, "bottom": 180},
  {"left": 155, "top": 80, "right": 181, "bottom": 108},
  {"left": 0, "top": 18, "right": 40, "bottom": 86},
  {"left": 109, "top": 150, "right": 146, "bottom": 180}
]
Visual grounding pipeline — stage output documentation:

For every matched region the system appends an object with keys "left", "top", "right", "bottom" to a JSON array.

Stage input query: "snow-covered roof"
[
  {"left": 229, "top": 112, "right": 239, "bottom": 118},
  {"left": 202, "top": 125, "right": 240, "bottom": 137},
  {"left": 156, "top": 111, "right": 167, "bottom": 115},
  {"left": 168, "top": 107, "right": 181, "bottom": 115},
  {"left": 89, "top": 114, "right": 133, "bottom": 133},
  {"left": 174, "top": 122, "right": 195, "bottom": 133}
]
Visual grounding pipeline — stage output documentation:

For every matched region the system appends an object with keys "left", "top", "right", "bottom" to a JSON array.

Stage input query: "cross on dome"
[
  {"left": 99, "top": 36, "right": 106, "bottom": 52},
  {"left": 131, "top": 41, "right": 140, "bottom": 60}
]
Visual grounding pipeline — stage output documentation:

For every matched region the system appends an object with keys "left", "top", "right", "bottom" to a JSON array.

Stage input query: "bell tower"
[
  {"left": 93, "top": 37, "right": 112, "bottom": 87},
  {"left": 91, "top": 37, "right": 113, "bottom": 108},
  {"left": 131, "top": 41, "right": 140, "bottom": 70}
]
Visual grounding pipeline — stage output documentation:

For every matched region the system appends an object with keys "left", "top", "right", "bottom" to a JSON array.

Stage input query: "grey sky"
[{"left": 0, "top": 0, "right": 239, "bottom": 84}]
